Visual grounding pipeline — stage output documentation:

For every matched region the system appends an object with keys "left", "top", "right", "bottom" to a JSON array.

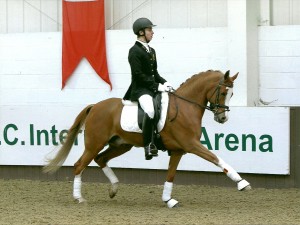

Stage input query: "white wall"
[
  {"left": 0, "top": 28, "right": 230, "bottom": 106},
  {"left": 1, "top": 26, "right": 300, "bottom": 107},
  {"left": 258, "top": 26, "right": 300, "bottom": 106},
  {"left": 0, "top": 0, "right": 227, "bottom": 33},
  {"left": 271, "top": 0, "right": 300, "bottom": 25},
  {"left": 106, "top": 0, "right": 228, "bottom": 29},
  {"left": 1, "top": 0, "right": 300, "bottom": 34}
]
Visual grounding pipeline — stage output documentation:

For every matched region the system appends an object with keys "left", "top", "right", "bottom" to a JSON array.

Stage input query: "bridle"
[
  {"left": 168, "top": 77, "right": 233, "bottom": 120},
  {"left": 208, "top": 77, "right": 233, "bottom": 115}
]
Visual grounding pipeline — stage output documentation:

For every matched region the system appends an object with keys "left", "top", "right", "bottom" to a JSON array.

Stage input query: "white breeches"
[{"left": 138, "top": 94, "right": 155, "bottom": 119}]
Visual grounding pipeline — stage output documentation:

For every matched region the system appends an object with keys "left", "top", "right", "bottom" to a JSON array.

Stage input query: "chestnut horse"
[{"left": 44, "top": 70, "right": 251, "bottom": 208}]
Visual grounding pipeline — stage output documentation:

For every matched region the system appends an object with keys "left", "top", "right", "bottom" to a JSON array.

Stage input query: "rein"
[
  {"left": 169, "top": 92, "right": 211, "bottom": 110},
  {"left": 168, "top": 77, "right": 232, "bottom": 121},
  {"left": 167, "top": 91, "right": 210, "bottom": 122}
]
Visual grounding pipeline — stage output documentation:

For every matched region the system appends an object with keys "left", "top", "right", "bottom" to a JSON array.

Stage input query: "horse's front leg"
[
  {"left": 216, "top": 157, "right": 251, "bottom": 190},
  {"left": 187, "top": 141, "right": 251, "bottom": 191},
  {"left": 162, "top": 151, "right": 183, "bottom": 208}
]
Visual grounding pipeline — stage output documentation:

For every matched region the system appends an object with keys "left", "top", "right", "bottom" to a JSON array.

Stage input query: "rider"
[{"left": 123, "top": 18, "right": 173, "bottom": 160}]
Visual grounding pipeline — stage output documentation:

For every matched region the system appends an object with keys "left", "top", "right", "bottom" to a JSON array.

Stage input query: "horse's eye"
[{"left": 221, "top": 92, "right": 226, "bottom": 96}]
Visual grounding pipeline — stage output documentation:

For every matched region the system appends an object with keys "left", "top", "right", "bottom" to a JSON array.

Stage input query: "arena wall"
[{"left": 0, "top": 107, "right": 299, "bottom": 189}]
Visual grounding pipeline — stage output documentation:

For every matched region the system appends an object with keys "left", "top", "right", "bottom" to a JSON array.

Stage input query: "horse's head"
[{"left": 207, "top": 70, "right": 238, "bottom": 124}]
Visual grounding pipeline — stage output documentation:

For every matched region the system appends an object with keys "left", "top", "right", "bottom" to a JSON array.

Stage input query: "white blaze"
[{"left": 224, "top": 87, "right": 233, "bottom": 119}]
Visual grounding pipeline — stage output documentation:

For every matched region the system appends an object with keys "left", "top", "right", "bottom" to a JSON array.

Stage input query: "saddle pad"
[{"left": 120, "top": 92, "right": 169, "bottom": 133}]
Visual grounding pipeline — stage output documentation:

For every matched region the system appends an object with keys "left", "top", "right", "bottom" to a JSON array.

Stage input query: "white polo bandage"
[
  {"left": 162, "top": 181, "right": 173, "bottom": 202},
  {"left": 73, "top": 174, "right": 82, "bottom": 199},
  {"left": 102, "top": 166, "right": 119, "bottom": 184},
  {"left": 217, "top": 157, "right": 242, "bottom": 182}
]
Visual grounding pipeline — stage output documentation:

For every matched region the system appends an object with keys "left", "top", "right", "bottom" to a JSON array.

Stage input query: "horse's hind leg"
[
  {"left": 94, "top": 142, "right": 133, "bottom": 198},
  {"left": 73, "top": 147, "right": 104, "bottom": 203},
  {"left": 162, "top": 151, "right": 183, "bottom": 208},
  {"left": 73, "top": 168, "right": 85, "bottom": 203}
]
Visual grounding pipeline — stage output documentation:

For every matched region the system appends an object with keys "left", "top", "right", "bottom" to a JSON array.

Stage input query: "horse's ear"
[
  {"left": 224, "top": 70, "right": 230, "bottom": 80},
  {"left": 232, "top": 72, "right": 239, "bottom": 81}
]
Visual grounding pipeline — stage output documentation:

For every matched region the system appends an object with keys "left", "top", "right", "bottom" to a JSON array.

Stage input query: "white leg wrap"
[
  {"left": 73, "top": 174, "right": 82, "bottom": 200},
  {"left": 166, "top": 199, "right": 179, "bottom": 208},
  {"left": 102, "top": 166, "right": 119, "bottom": 184},
  {"left": 217, "top": 157, "right": 242, "bottom": 182},
  {"left": 238, "top": 179, "right": 251, "bottom": 191},
  {"left": 162, "top": 181, "right": 173, "bottom": 202}
]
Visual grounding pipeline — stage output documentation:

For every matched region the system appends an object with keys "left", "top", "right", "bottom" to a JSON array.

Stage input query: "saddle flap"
[{"left": 120, "top": 92, "right": 169, "bottom": 133}]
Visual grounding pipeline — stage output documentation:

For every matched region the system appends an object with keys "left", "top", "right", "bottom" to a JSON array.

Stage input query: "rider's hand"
[
  {"left": 158, "top": 83, "right": 169, "bottom": 92},
  {"left": 163, "top": 82, "right": 174, "bottom": 92}
]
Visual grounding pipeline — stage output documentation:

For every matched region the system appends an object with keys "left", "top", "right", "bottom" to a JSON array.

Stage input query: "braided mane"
[{"left": 176, "top": 70, "right": 222, "bottom": 93}]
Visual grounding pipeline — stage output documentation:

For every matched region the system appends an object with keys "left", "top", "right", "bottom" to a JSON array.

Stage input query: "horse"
[{"left": 43, "top": 70, "right": 251, "bottom": 208}]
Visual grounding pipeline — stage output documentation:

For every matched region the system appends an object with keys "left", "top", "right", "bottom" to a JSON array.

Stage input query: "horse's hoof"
[
  {"left": 75, "top": 197, "right": 87, "bottom": 203},
  {"left": 166, "top": 198, "right": 179, "bottom": 208},
  {"left": 237, "top": 179, "right": 251, "bottom": 191},
  {"left": 172, "top": 203, "right": 179, "bottom": 208},
  {"left": 109, "top": 182, "right": 118, "bottom": 198},
  {"left": 243, "top": 185, "right": 252, "bottom": 191}
]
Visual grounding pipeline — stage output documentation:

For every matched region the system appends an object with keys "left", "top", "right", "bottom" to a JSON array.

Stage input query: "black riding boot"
[{"left": 142, "top": 114, "right": 158, "bottom": 160}]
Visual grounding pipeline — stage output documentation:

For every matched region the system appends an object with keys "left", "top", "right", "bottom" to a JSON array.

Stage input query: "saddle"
[{"left": 120, "top": 92, "right": 169, "bottom": 151}]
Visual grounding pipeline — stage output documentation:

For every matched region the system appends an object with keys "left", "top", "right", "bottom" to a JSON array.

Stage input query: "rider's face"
[{"left": 144, "top": 27, "right": 154, "bottom": 42}]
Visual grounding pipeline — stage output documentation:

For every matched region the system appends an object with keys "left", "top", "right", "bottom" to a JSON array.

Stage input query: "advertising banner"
[{"left": 0, "top": 106, "right": 290, "bottom": 174}]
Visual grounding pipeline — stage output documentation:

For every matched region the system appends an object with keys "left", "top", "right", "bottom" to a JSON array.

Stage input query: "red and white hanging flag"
[{"left": 62, "top": 0, "right": 111, "bottom": 89}]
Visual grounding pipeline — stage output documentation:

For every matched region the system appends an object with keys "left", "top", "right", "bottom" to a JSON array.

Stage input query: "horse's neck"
[{"left": 176, "top": 75, "right": 210, "bottom": 106}]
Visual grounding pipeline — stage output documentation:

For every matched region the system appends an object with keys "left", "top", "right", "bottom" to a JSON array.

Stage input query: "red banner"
[{"left": 62, "top": 0, "right": 111, "bottom": 89}]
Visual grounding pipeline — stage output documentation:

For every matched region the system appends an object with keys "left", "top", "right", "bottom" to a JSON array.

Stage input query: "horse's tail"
[{"left": 43, "top": 104, "right": 94, "bottom": 174}]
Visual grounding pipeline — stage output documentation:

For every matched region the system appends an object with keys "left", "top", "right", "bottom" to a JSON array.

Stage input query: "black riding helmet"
[{"left": 133, "top": 18, "right": 156, "bottom": 36}]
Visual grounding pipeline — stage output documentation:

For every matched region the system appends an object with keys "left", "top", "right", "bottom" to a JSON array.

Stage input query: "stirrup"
[
  {"left": 145, "top": 154, "right": 153, "bottom": 160},
  {"left": 149, "top": 143, "right": 158, "bottom": 155},
  {"left": 144, "top": 144, "right": 158, "bottom": 160}
]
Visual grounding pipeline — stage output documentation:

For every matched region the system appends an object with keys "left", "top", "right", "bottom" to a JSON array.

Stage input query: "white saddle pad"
[{"left": 120, "top": 92, "right": 169, "bottom": 133}]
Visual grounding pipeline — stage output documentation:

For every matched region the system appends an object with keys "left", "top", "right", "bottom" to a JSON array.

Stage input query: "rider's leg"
[
  {"left": 139, "top": 94, "right": 155, "bottom": 119},
  {"left": 138, "top": 94, "right": 157, "bottom": 160},
  {"left": 142, "top": 114, "right": 158, "bottom": 158}
]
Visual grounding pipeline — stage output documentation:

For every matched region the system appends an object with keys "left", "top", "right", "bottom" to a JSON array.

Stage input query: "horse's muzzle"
[{"left": 214, "top": 113, "right": 228, "bottom": 124}]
